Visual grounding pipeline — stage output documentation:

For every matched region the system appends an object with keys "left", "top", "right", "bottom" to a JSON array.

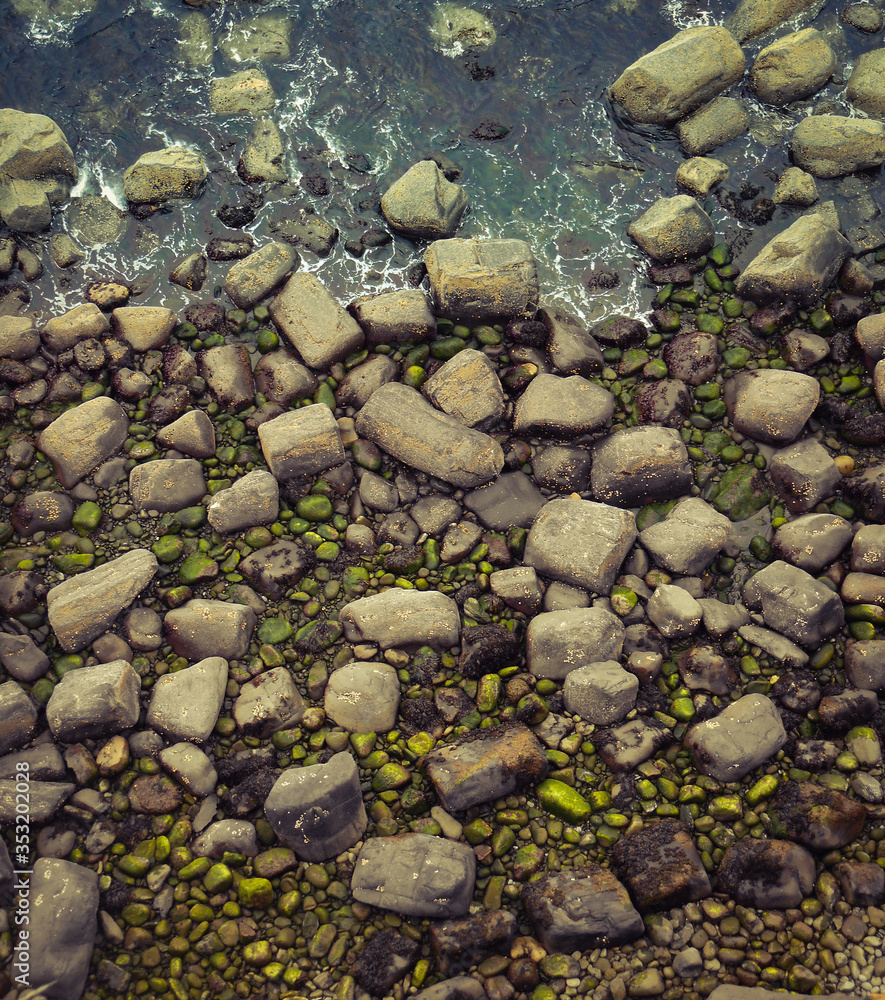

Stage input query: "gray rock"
[
  {"left": 673, "top": 949, "right": 704, "bottom": 978},
  {"left": 440, "top": 520, "right": 483, "bottom": 563},
  {"left": 737, "top": 625, "right": 809, "bottom": 669},
  {"left": 424, "top": 723, "right": 548, "bottom": 812},
  {"left": 855, "top": 312, "right": 885, "bottom": 367},
  {"left": 123, "top": 146, "right": 207, "bottom": 203},
  {"left": 423, "top": 348, "right": 505, "bottom": 429},
  {"left": 112, "top": 306, "right": 176, "bottom": 352},
  {"left": 156, "top": 410, "right": 216, "bottom": 458},
  {"left": 356, "top": 382, "right": 504, "bottom": 488},
  {"left": 465, "top": 471, "right": 545, "bottom": 530},
  {"left": 335, "top": 354, "right": 399, "bottom": 409},
  {"left": 0, "top": 631, "right": 49, "bottom": 681},
  {"left": 429, "top": 5, "right": 496, "bottom": 53},
  {"left": 38, "top": 395, "right": 128, "bottom": 488},
  {"left": 223, "top": 242, "right": 299, "bottom": 310},
  {"left": 129, "top": 458, "right": 207, "bottom": 513},
  {"left": 742, "top": 559, "right": 844, "bottom": 647},
  {"left": 639, "top": 498, "right": 732, "bottom": 576},
  {"left": 424, "top": 238, "right": 539, "bottom": 325},
  {"left": 12, "top": 491, "right": 74, "bottom": 537},
  {"left": 0, "top": 315, "right": 39, "bottom": 359},
  {"left": 349, "top": 289, "right": 435, "bottom": 344},
  {"left": 264, "top": 751, "right": 367, "bottom": 861},
  {"left": 22, "top": 858, "right": 99, "bottom": 1000},
  {"left": 513, "top": 373, "right": 613, "bottom": 439},
  {"left": 0, "top": 779, "right": 75, "bottom": 824},
  {"left": 852, "top": 524, "right": 885, "bottom": 573},
  {"left": 647, "top": 584, "right": 703, "bottom": 639},
  {"left": 527, "top": 607, "right": 625, "bottom": 680},
  {"left": 0, "top": 744, "right": 65, "bottom": 782},
  {"left": 591, "top": 426, "right": 692, "bottom": 507},
  {"left": 238, "top": 117, "right": 287, "bottom": 182},
  {"left": 159, "top": 743, "right": 218, "bottom": 797},
  {"left": 675, "top": 156, "right": 728, "bottom": 197},
  {"left": 724, "top": 370, "right": 820, "bottom": 446},
  {"left": 717, "top": 840, "right": 816, "bottom": 908},
  {"left": 791, "top": 115, "right": 885, "bottom": 178},
  {"left": 147, "top": 656, "right": 228, "bottom": 742},
  {"left": 254, "top": 349, "right": 318, "bottom": 405},
  {"left": 47, "top": 659, "right": 140, "bottom": 742},
  {"left": 164, "top": 601, "right": 256, "bottom": 661},
  {"left": 125, "top": 607, "right": 164, "bottom": 652},
  {"left": 523, "top": 864, "right": 644, "bottom": 952},
  {"left": 257, "top": 404, "right": 345, "bottom": 481},
  {"left": 773, "top": 167, "right": 819, "bottom": 207},
  {"left": 596, "top": 718, "right": 673, "bottom": 772},
  {"left": 234, "top": 667, "right": 306, "bottom": 738},
  {"left": 848, "top": 48, "right": 885, "bottom": 117},
  {"left": 563, "top": 660, "right": 639, "bottom": 725},
  {"left": 769, "top": 438, "right": 842, "bottom": 513},
  {"left": 675, "top": 97, "right": 750, "bottom": 157},
  {"left": 210, "top": 67, "right": 276, "bottom": 114},
  {"left": 524, "top": 497, "right": 637, "bottom": 595},
  {"left": 833, "top": 860, "right": 885, "bottom": 906},
  {"left": 490, "top": 567, "right": 543, "bottom": 614},
  {"left": 192, "top": 819, "right": 259, "bottom": 858},
  {"left": 351, "top": 833, "right": 476, "bottom": 918},
  {"left": 541, "top": 303, "right": 604, "bottom": 377},
  {"left": 749, "top": 29, "right": 835, "bottom": 106},
  {"left": 381, "top": 160, "right": 468, "bottom": 239},
  {"left": 410, "top": 496, "right": 462, "bottom": 536},
  {"left": 199, "top": 344, "right": 255, "bottom": 411},
  {"left": 544, "top": 581, "right": 590, "bottom": 611},
  {"left": 696, "top": 598, "right": 750, "bottom": 638},
  {"left": 340, "top": 589, "right": 460, "bottom": 650},
  {"left": 208, "top": 470, "right": 279, "bottom": 534},
  {"left": 269, "top": 272, "right": 365, "bottom": 370},
  {"left": 238, "top": 540, "right": 314, "bottom": 599},
  {"left": 359, "top": 471, "right": 400, "bottom": 513},
  {"left": 773, "top": 513, "right": 853, "bottom": 572},
  {"left": 0, "top": 681, "right": 37, "bottom": 754},
  {"left": 531, "top": 444, "right": 592, "bottom": 492},
  {"left": 47, "top": 548, "right": 158, "bottom": 652},
  {"left": 42, "top": 303, "right": 110, "bottom": 354},
  {"left": 324, "top": 660, "right": 400, "bottom": 731},
  {"left": 412, "top": 977, "right": 487, "bottom": 1000},
  {"left": 726, "top": 0, "right": 820, "bottom": 42},
  {"left": 627, "top": 195, "right": 715, "bottom": 264},
  {"left": 685, "top": 693, "right": 787, "bottom": 781},
  {"left": 735, "top": 215, "right": 850, "bottom": 306},
  {"left": 219, "top": 11, "right": 290, "bottom": 62},
  {"left": 609, "top": 26, "right": 744, "bottom": 126}
]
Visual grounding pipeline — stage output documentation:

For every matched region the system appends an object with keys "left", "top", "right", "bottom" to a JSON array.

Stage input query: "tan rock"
[
  {"left": 848, "top": 48, "right": 885, "bottom": 117},
  {"left": 750, "top": 29, "right": 835, "bottom": 106},
  {"left": 209, "top": 68, "right": 276, "bottom": 116}
]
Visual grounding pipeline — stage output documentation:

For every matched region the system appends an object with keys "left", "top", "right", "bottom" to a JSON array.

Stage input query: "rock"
[
  {"left": 340, "top": 589, "right": 460, "bottom": 650},
  {"left": 769, "top": 439, "right": 842, "bottom": 513},
  {"left": 526, "top": 607, "right": 625, "bottom": 680},
  {"left": 67, "top": 194, "right": 128, "bottom": 246},
  {"left": 164, "top": 600, "right": 256, "bottom": 661},
  {"left": 610, "top": 26, "right": 744, "bottom": 126},
  {"left": 147, "top": 656, "right": 229, "bottom": 742},
  {"left": 209, "top": 68, "right": 276, "bottom": 115},
  {"left": 490, "top": 567, "right": 542, "bottom": 614},
  {"left": 159, "top": 743, "right": 218, "bottom": 797},
  {"left": 0, "top": 681, "right": 37, "bottom": 754},
  {"left": 325, "top": 662, "right": 401, "bottom": 732},
  {"left": 224, "top": 242, "right": 299, "bottom": 310},
  {"left": 265, "top": 751, "right": 367, "bottom": 861},
  {"left": 237, "top": 116, "right": 287, "bottom": 182},
  {"left": 129, "top": 458, "right": 207, "bottom": 513},
  {"left": 591, "top": 426, "right": 692, "bottom": 507},
  {"left": 0, "top": 632, "right": 49, "bottom": 682},
  {"left": 0, "top": 109, "right": 78, "bottom": 233},
  {"left": 46, "top": 660, "right": 140, "bottom": 742},
  {"left": 717, "top": 839, "right": 816, "bottom": 908},
  {"left": 237, "top": 540, "right": 314, "bottom": 599},
  {"left": 38, "top": 395, "right": 129, "bottom": 488},
  {"left": 773, "top": 167, "right": 819, "bottom": 207},
  {"left": 726, "top": 0, "right": 820, "bottom": 41},
  {"left": 12, "top": 491, "right": 74, "bottom": 537},
  {"left": 47, "top": 548, "right": 158, "bottom": 652},
  {"left": 464, "top": 471, "right": 545, "bottom": 530},
  {"left": 773, "top": 513, "right": 853, "bottom": 572},
  {"left": 257, "top": 404, "right": 345, "bottom": 481},
  {"left": 381, "top": 160, "right": 468, "bottom": 239},
  {"left": 596, "top": 718, "right": 673, "bottom": 772},
  {"left": 219, "top": 12, "right": 290, "bottom": 62},
  {"left": 735, "top": 215, "right": 850, "bottom": 307},
  {"left": 351, "top": 833, "right": 476, "bottom": 918},
  {"left": 742, "top": 560, "right": 844, "bottom": 647},
  {"left": 522, "top": 864, "right": 644, "bottom": 951},
  {"left": 156, "top": 410, "right": 216, "bottom": 459},
  {"left": 430, "top": 911, "right": 515, "bottom": 978},
  {"left": 531, "top": 444, "right": 593, "bottom": 491},
  {"left": 424, "top": 238, "right": 539, "bottom": 325},
  {"left": 833, "top": 860, "right": 885, "bottom": 905},
  {"left": 771, "top": 781, "right": 866, "bottom": 850},
  {"left": 513, "top": 373, "right": 613, "bottom": 439},
  {"left": 542, "top": 304, "right": 604, "bottom": 376},
  {"left": 356, "top": 382, "right": 504, "bottom": 488},
  {"left": 270, "top": 207, "right": 337, "bottom": 256},
  {"left": 852, "top": 524, "right": 885, "bottom": 573},
  {"left": 112, "top": 306, "right": 176, "bottom": 352},
  {"left": 335, "top": 354, "right": 399, "bottom": 410},
  {"left": 423, "top": 349, "right": 505, "bottom": 429},
  {"left": 563, "top": 660, "right": 639, "bottom": 725},
  {"left": 723, "top": 370, "right": 820, "bottom": 445},
  {"left": 612, "top": 819, "right": 711, "bottom": 912},
  {"left": 424, "top": 723, "right": 548, "bottom": 812},
  {"left": 675, "top": 97, "right": 750, "bottom": 157},
  {"left": 647, "top": 583, "right": 703, "bottom": 639},
  {"left": 349, "top": 290, "right": 435, "bottom": 344},
  {"left": 23, "top": 858, "right": 99, "bottom": 1000},
  {"left": 254, "top": 349, "right": 318, "bottom": 405},
  {"left": 192, "top": 819, "right": 258, "bottom": 858},
  {"left": 199, "top": 344, "right": 255, "bottom": 410},
  {"left": 791, "top": 115, "right": 885, "bottom": 178},
  {"left": 847, "top": 48, "right": 885, "bottom": 117},
  {"left": 0, "top": 315, "right": 39, "bottom": 359},
  {"left": 855, "top": 312, "right": 885, "bottom": 367},
  {"left": 639, "top": 498, "right": 732, "bottom": 576},
  {"left": 675, "top": 157, "right": 728, "bottom": 197},
  {"left": 208, "top": 470, "right": 279, "bottom": 533},
  {"left": 685, "top": 694, "right": 787, "bottom": 781},
  {"left": 0, "top": 780, "right": 75, "bottom": 824},
  {"left": 123, "top": 147, "right": 207, "bottom": 204},
  {"left": 429, "top": 3, "right": 496, "bottom": 53},
  {"left": 663, "top": 331, "right": 719, "bottom": 386},
  {"left": 270, "top": 272, "right": 364, "bottom": 369},
  {"left": 234, "top": 667, "right": 306, "bottom": 738},
  {"left": 749, "top": 29, "right": 835, "bottom": 106},
  {"left": 628, "top": 196, "right": 715, "bottom": 264}
]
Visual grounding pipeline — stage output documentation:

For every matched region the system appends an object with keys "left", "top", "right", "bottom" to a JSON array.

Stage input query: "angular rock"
[
  {"left": 591, "top": 426, "right": 692, "bottom": 507},
  {"left": 238, "top": 540, "right": 314, "bottom": 599},
  {"left": 47, "top": 548, "right": 158, "bottom": 652},
  {"left": 724, "top": 370, "right": 820, "bottom": 446},
  {"left": 335, "top": 354, "right": 399, "bottom": 410},
  {"left": 717, "top": 839, "right": 816, "bottom": 908},
  {"left": 381, "top": 160, "right": 468, "bottom": 239},
  {"left": 164, "top": 600, "right": 256, "bottom": 661},
  {"left": 156, "top": 410, "right": 216, "bottom": 459},
  {"left": 773, "top": 513, "right": 853, "bottom": 573},
  {"left": 349, "top": 289, "right": 435, "bottom": 344},
  {"left": 208, "top": 470, "right": 279, "bottom": 534},
  {"left": 123, "top": 147, "right": 207, "bottom": 204},
  {"left": 769, "top": 439, "right": 843, "bottom": 513},
  {"left": 47, "top": 660, "right": 140, "bottom": 742},
  {"left": 738, "top": 625, "right": 809, "bottom": 669},
  {"left": 513, "top": 373, "right": 613, "bottom": 438},
  {"left": 129, "top": 458, "right": 207, "bottom": 513},
  {"left": 675, "top": 97, "right": 750, "bottom": 156},
  {"left": 675, "top": 156, "right": 728, "bottom": 197},
  {"left": 0, "top": 780, "right": 75, "bottom": 824},
  {"left": 0, "top": 632, "right": 49, "bottom": 682},
  {"left": 112, "top": 306, "right": 176, "bottom": 352},
  {"left": 38, "top": 396, "right": 129, "bottom": 488},
  {"left": 257, "top": 404, "right": 345, "bottom": 481},
  {"left": 340, "top": 589, "right": 460, "bottom": 650},
  {"left": 685, "top": 693, "right": 787, "bottom": 781},
  {"left": 742, "top": 559, "right": 844, "bottom": 647},
  {"left": 265, "top": 751, "right": 368, "bottom": 862},
  {"left": 42, "top": 302, "right": 110, "bottom": 354},
  {"left": 159, "top": 743, "right": 217, "bottom": 797},
  {"left": 542, "top": 303, "right": 604, "bottom": 376},
  {"left": 773, "top": 167, "right": 819, "bottom": 207},
  {"left": 199, "top": 344, "right": 255, "bottom": 411},
  {"left": 833, "top": 860, "right": 885, "bottom": 906},
  {"left": 531, "top": 444, "right": 593, "bottom": 491},
  {"left": 254, "top": 349, "right": 318, "bottom": 405},
  {"left": 770, "top": 781, "right": 866, "bottom": 850},
  {"left": 490, "top": 566, "right": 543, "bottom": 614},
  {"left": 430, "top": 911, "right": 516, "bottom": 978},
  {"left": 209, "top": 68, "right": 276, "bottom": 115},
  {"left": 147, "top": 656, "right": 228, "bottom": 742},
  {"left": 223, "top": 242, "right": 299, "bottom": 310},
  {"left": 0, "top": 681, "right": 37, "bottom": 755},
  {"left": 791, "top": 115, "right": 885, "bottom": 178},
  {"left": 356, "top": 382, "right": 504, "bottom": 488},
  {"left": 351, "top": 833, "right": 476, "bottom": 918},
  {"left": 0, "top": 315, "right": 39, "bottom": 359},
  {"left": 647, "top": 583, "right": 703, "bottom": 639},
  {"left": 848, "top": 48, "right": 885, "bottom": 117},
  {"left": 639, "top": 498, "right": 732, "bottom": 576},
  {"left": 596, "top": 718, "right": 673, "bottom": 772},
  {"left": 750, "top": 29, "right": 835, "bottom": 106},
  {"left": 628, "top": 196, "right": 715, "bottom": 264},
  {"left": 192, "top": 819, "right": 259, "bottom": 858},
  {"left": 852, "top": 524, "right": 885, "bottom": 573},
  {"left": 464, "top": 471, "right": 545, "bottom": 530},
  {"left": 423, "top": 349, "right": 505, "bottom": 429},
  {"left": 563, "top": 661, "right": 639, "bottom": 725},
  {"left": 526, "top": 607, "right": 625, "bottom": 680},
  {"left": 238, "top": 117, "right": 286, "bottom": 182},
  {"left": 325, "top": 662, "right": 401, "bottom": 732},
  {"left": 234, "top": 667, "right": 306, "bottom": 738},
  {"left": 726, "top": 0, "right": 820, "bottom": 42},
  {"left": 424, "top": 723, "right": 548, "bottom": 812}
]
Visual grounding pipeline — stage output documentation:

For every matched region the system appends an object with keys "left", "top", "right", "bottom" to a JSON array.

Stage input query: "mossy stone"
[
  {"left": 175, "top": 506, "right": 207, "bottom": 529},
  {"left": 296, "top": 496, "right": 333, "bottom": 522},
  {"left": 238, "top": 877, "right": 274, "bottom": 908},
  {"left": 710, "top": 465, "right": 771, "bottom": 520},
  {"left": 178, "top": 552, "right": 218, "bottom": 585},
  {"left": 536, "top": 778, "right": 591, "bottom": 824},
  {"left": 72, "top": 501, "right": 102, "bottom": 533},
  {"left": 258, "top": 618, "right": 293, "bottom": 644}
]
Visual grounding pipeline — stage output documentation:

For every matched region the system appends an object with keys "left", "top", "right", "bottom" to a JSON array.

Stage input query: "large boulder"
[
  {"left": 609, "top": 26, "right": 745, "bottom": 126},
  {"left": 339, "top": 589, "right": 460, "bottom": 650},
  {"left": 685, "top": 694, "right": 787, "bottom": 781},
  {"left": 123, "top": 146, "right": 208, "bottom": 204},
  {"left": 848, "top": 49, "right": 885, "bottom": 117},
  {"left": 726, "top": 0, "right": 820, "bottom": 42},
  {"left": 257, "top": 404, "right": 345, "bottom": 481},
  {"left": 591, "top": 426, "right": 692, "bottom": 507},
  {"left": 0, "top": 109, "right": 78, "bottom": 232},
  {"left": 723, "top": 369, "right": 820, "bottom": 445},
  {"left": 627, "top": 196, "right": 715, "bottom": 264},
  {"left": 791, "top": 115, "right": 885, "bottom": 178},
  {"left": 381, "top": 160, "right": 468, "bottom": 239},
  {"left": 46, "top": 659, "right": 140, "bottom": 742},
  {"left": 749, "top": 29, "right": 835, "bottom": 106},
  {"left": 675, "top": 97, "right": 750, "bottom": 157},
  {"left": 742, "top": 560, "right": 844, "bottom": 647},
  {"left": 223, "top": 242, "right": 299, "bottom": 310},
  {"left": 37, "top": 395, "right": 129, "bottom": 488}
]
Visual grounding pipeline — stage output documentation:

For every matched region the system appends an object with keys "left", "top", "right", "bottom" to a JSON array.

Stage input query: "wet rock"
[
  {"left": 773, "top": 513, "right": 853, "bottom": 572},
  {"left": 817, "top": 687, "right": 877, "bottom": 731},
  {"left": 164, "top": 600, "right": 256, "bottom": 661},
  {"left": 207, "top": 470, "right": 279, "bottom": 534},
  {"left": 128, "top": 774, "right": 183, "bottom": 813},
  {"left": 340, "top": 589, "right": 460, "bottom": 650},
  {"left": 349, "top": 289, "right": 435, "bottom": 344},
  {"left": 234, "top": 667, "right": 306, "bottom": 738},
  {"left": 156, "top": 409, "right": 216, "bottom": 459},
  {"left": 852, "top": 524, "right": 885, "bottom": 573},
  {"left": 513, "top": 373, "right": 613, "bottom": 439},
  {"left": 223, "top": 242, "right": 299, "bottom": 310},
  {"left": 325, "top": 662, "right": 401, "bottom": 732},
  {"left": 542, "top": 304, "right": 604, "bottom": 376},
  {"left": 773, "top": 167, "right": 819, "bottom": 207},
  {"left": 563, "top": 660, "right": 638, "bottom": 725},
  {"left": 792, "top": 115, "right": 885, "bottom": 178},
  {"left": 833, "top": 860, "right": 885, "bottom": 905},
  {"left": 269, "top": 272, "right": 363, "bottom": 369},
  {"left": 430, "top": 911, "right": 515, "bottom": 977},
  {"left": 0, "top": 315, "right": 39, "bottom": 359},
  {"left": 464, "top": 471, "right": 545, "bottom": 530},
  {"left": 527, "top": 607, "right": 624, "bottom": 680},
  {"left": 129, "top": 458, "right": 207, "bottom": 513},
  {"left": 640, "top": 498, "right": 732, "bottom": 576},
  {"left": 675, "top": 96, "right": 750, "bottom": 157},
  {"left": 0, "top": 569, "right": 46, "bottom": 617},
  {"left": 147, "top": 656, "right": 228, "bottom": 742},
  {"left": 742, "top": 559, "right": 844, "bottom": 646},
  {"left": 634, "top": 379, "right": 691, "bottom": 428},
  {"left": 351, "top": 833, "right": 476, "bottom": 918},
  {"left": 424, "top": 723, "right": 547, "bottom": 812},
  {"left": 38, "top": 395, "right": 128, "bottom": 488},
  {"left": 685, "top": 693, "right": 787, "bottom": 781},
  {"left": 238, "top": 117, "right": 287, "bottom": 183},
  {"left": 192, "top": 819, "right": 258, "bottom": 858},
  {"left": 123, "top": 147, "right": 207, "bottom": 204},
  {"left": 847, "top": 48, "right": 885, "bottom": 117},
  {"left": 750, "top": 29, "right": 835, "bottom": 106},
  {"left": 47, "top": 548, "right": 158, "bottom": 652},
  {"left": 199, "top": 344, "right": 255, "bottom": 410},
  {"left": 855, "top": 312, "right": 885, "bottom": 368},
  {"left": 609, "top": 26, "right": 744, "bottom": 126},
  {"left": 209, "top": 67, "right": 276, "bottom": 115},
  {"left": 647, "top": 583, "right": 702, "bottom": 639},
  {"left": 0, "top": 779, "right": 75, "bottom": 824},
  {"left": 596, "top": 717, "right": 673, "bottom": 772},
  {"left": 270, "top": 207, "right": 337, "bottom": 256},
  {"left": 0, "top": 681, "right": 37, "bottom": 754},
  {"left": 425, "top": 238, "right": 539, "bottom": 325},
  {"left": 335, "top": 355, "right": 399, "bottom": 410},
  {"left": 677, "top": 645, "right": 738, "bottom": 695},
  {"left": 717, "top": 839, "right": 816, "bottom": 908},
  {"left": 782, "top": 329, "right": 828, "bottom": 369},
  {"left": 258, "top": 404, "right": 345, "bottom": 481},
  {"left": 410, "top": 496, "right": 462, "bottom": 536},
  {"left": 490, "top": 566, "right": 542, "bottom": 614},
  {"left": 429, "top": 3, "right": 496, "bottom": 53},
  {"left": 771, "top": 781, "right": 866, "bottom": 850},
  {"left": 47, "top": 659, "right": 140, "bottom": 742},
  {"left": 423, "top": 348, "right": 505, "bottom": 429},
  {"left": 628, "top": 196, "right": 715, "bottom": 264},
  {"left": 531, "top": 444, "right": 593, "bottom": 491},
  {"left": 591, "top": 315, "right": 645, "bottom": 348},
  {"left": 206, "top": 235, "right": 254, "bottom": 262},
  {"left": 238, "top": 540, "right": 314, "bottom": 599},
  {"left": 381, "top": 160, "right": 468, "bottom": 239},
  {"left": 724, "top": 370, "right": 820, "bottom": 445},
  {"left": 159, "top": 742, "right": 217, "bottom": 797},
  {"left": 0, "top": 632, "right": 49, "bottom": 682},
  {"left": 738, "top": 624, "right": 808, "bottom": 668},
  {"left": 169, "top": 251, "right": 207, "bottom": 291},
  {"left": 663, "top": 331, "right": 719, "bottom": 386},
  {"left": 612, "top": 819, "right": 711, "bottom": 912},
  {"left": 769, "top": 438, "right": 842, "bottom": 513},
  {"left": 591, "top": 426, "right": 692, "bottom": 507},
  {"left": 12, "top": 491, "right": 74, "bottom": 537},
  {"left": 254, "top": 349, "right": 318, "bottom": 405},
  {"left": 112, "top": 306, "right": 176, "bottom": 352},
  {"left": 726, "top": 0, "right": 820, "bottom": 42}
]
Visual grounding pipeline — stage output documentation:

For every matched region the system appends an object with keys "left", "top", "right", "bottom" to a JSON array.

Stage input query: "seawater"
[{"left": 0, "top": 0, "right": 873, "bottom": 323}]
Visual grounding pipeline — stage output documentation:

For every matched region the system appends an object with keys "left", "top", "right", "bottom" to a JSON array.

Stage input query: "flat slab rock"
[
  {"left": 684, "top": 693, "right": 787, "bottom": 782},
  {"left": 423, "top": 722, "right": 548, "bottom": 813},
  {"left": 351, "top": 833, "right": 476, "bottom": 918},
  {"left": 339, "top": 589, "right": 460, "bottom": 650}
]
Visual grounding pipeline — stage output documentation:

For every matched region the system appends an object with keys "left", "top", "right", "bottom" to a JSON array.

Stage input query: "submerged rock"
[
  {"left": 381, "top": 160, "right": 468, "bottom": 240},
  {"left": 123, "top": 147, "right": 207, "bottom": 204},
  {"left": 628, "top": 196, "right": 715, "bottom": 264}
]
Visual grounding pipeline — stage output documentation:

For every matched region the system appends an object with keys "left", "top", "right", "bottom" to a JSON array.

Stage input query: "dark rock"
[
  {"left": 457, "top": 624, "right": 521, "bottom": 679},
  {"left": 354, "top": 929, "right": 420, "bottom": 995},
  {"left": 635, "top": 379, "right": 691, "bottom": 427},
  {"left": 591, "top": 315, "right": 646, "bottom": 347},
  {"left": 239, "top": 540, "right": 314, "bottom": 599},
  {"left": 770, "top": 781, "right": 866, "bottom": 850},
  {"left": 717, "top": 839, "right": 816, "bottom": 908},
  {"left": 430, "top": 911, "right": 516, "bottom": 976},
  {"left": 663, "top": 331, "right": 719, "bottom": 385}
]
